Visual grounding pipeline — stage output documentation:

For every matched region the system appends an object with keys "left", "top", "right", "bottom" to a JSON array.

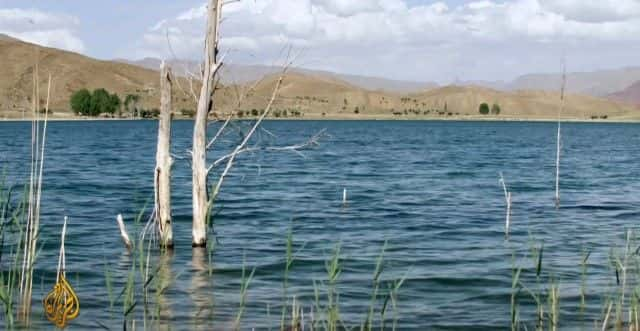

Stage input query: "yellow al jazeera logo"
[
  {"left": 44, "top": 275, "right": 79, "bottom": 328},
  {"left": 44, "top": 217, "right": 80, "bottom": 328}
]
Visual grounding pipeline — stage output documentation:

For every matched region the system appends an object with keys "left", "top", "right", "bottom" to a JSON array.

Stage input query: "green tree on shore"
[
  {"left": 491, "top": 103, "right": 501, "bottom": 115},
  {"left": 70, "top": 88, "right": 121, "bottom": 116},
  {"left": 70, "top": 89, "right": 92, "bottom": 115},
  {"left": 479, "top": 103, "right": 490, "bottom": 115},
  {"left": 124, "top": 94, "right": 140, "bottom": 117}
]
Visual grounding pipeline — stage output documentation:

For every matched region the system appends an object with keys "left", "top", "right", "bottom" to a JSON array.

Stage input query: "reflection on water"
[
  {"left": 190, "top": 247, "right": 214, "bottom": 330},
  {"left": 156, "top": 250, "right": 174, "bottom": 330}
]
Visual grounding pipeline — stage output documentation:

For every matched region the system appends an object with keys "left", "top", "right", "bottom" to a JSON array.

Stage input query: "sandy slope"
[{"left": 1, "top": 35, "right": 638, "bottom": 121}]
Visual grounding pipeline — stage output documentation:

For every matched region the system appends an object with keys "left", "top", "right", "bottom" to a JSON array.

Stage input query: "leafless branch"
[
  {"left": 207, "top": 129, "right": 326, "bottom": 174},
  {"left": 206, "top": 115, "right": 232, "bottom": 149},
  {"left": 222, "top": 0, "right": 241, "bottom": 6},
  {"left": 208, "top": 68, "right": 287, "bottom": 201}
]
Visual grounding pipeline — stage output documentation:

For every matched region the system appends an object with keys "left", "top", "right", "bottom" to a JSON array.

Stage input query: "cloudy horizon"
[{"left": 1, "top": 0, "right": 639, "bottom": 84}]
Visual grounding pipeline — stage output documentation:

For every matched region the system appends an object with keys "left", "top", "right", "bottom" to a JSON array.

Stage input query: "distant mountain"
[
  {"left": 1, "top": 35, "right": 637, "bottom": 121},
  {"left": 608, "top": 81, "right": 640, "bottom": 106},
  {"left": 453, "top": 79, "right": 509, "bottom": 91},
  {"left": 219, "top": 72, "right": 637, "bottom": 120},
  {"left": 116, "top": 58, "right": 438, "bottom": 93},
  {"left": 0, "top": 37, "right": 195, "bottom": 117},
  {"left": 505, "top": 67, "right": 640, "bottom": 96},
  {"left": 117, "top": 57, "right": 640, "bottom": 98}
]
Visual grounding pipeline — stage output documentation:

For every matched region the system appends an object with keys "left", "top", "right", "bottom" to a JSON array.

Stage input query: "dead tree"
[
  {"left": 156, "top": 61, "right": 174, "bottom": 248},
  {"left": 192, "top": 0, "right": 222, "bottom": 247},
  {"left": 190, "top": 1, "right": 323, "bottom": 248}
]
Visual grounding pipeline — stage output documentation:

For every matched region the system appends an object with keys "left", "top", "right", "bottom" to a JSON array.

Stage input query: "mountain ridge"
[
  {"left": 608, "top": 81, "right": 640, "bottom": 106},
  {"left": 114, "top": 58, "right": 439, "bottom": 93},
  {"left": 118, "top": 57, "right": 640, "bottom": 99},
  {"left": 0, "top": 35, "right": 637, "bottom": 121}
]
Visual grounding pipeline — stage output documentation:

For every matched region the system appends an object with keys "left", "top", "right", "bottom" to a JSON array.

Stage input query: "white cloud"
[
  {"left": 0, "top": 8, "right": 85, "bottom": 53},
  {"left": 132, "top": 0, "right": 640, "bottom": 82},
  {"left": 540, "top": 0, "right": 640, "bottom": 23}
]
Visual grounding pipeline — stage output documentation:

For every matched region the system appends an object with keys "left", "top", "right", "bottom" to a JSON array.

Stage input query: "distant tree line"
[
  {"left": 69, "top": 89, "right": 160, "bottom": 118},
  {"left": 479, "top": 103, "right": 501, "bottom": 115},
  {"left": 70, "top": 88, "right": 121, "bottom": 116}
]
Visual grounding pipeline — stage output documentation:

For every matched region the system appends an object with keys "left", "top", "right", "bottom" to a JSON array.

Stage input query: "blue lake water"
[{"left": 1, "top": 120, "right": 640, "bottom": 330}]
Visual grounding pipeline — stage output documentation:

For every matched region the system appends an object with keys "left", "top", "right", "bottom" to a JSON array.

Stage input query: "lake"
[{"left": 1, "top": 120, "right": 640, "bottom": 330}]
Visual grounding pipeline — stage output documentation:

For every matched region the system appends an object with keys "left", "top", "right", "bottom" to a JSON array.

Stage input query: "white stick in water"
[
  {"left": 555, "top": 122, "right": 561, "bottom": 207},
  {"left": 56, "top": 216, "right": 68, "bottom": 282},
  {"left": 342, "top": 188, "right": 347, "bottom": 206},
  {"left": 555, "top": 58, "right": 566, "bottom": 208},
  {"left": 499, "top": 173, "right": 512, "bottom": 236},
  {"left": 116, "top": 214, "right": 133, "bottom": 250}
]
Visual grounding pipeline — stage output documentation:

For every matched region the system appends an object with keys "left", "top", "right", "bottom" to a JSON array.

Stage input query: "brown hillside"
[
  {"left": 221, "top": 72, "right": 400, "bottom": 117},
  {"left": 405, "top": 85, "right": 638, "bottom": 119},
  {"left": 0, "top": 36, "right": 196, "bottom": 118},
  {"left": 0, "top": 35, "right": 637, "bottom": 121}
]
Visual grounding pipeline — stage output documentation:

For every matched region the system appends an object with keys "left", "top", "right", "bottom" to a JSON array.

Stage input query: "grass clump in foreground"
[
  {"left": 510, "top": 230, "right": 640, "bottom": 331},
  {"left": 99, "top": 218, "right": 409, "bottom": 331},
  {"left": 2, "top": 177, "right": 409, "bottom": 331},
  {"left": 0, "top": 178, "right": 42, "bottom": 328}
]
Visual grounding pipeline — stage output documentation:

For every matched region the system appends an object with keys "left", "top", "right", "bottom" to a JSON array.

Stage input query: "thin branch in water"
[
  {"left": 499, "top": 172, "right": 512, "bottom": 237},
  {"left": 555, "top": 57, "right": 566, "bottom": 208}
]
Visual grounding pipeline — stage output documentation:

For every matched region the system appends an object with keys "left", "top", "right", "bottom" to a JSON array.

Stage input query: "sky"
[{"left": 1, "top": 0, "right": 639, "bottom": 83}]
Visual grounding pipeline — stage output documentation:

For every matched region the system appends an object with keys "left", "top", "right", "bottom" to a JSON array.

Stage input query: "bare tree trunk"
[
  {"left": 192, "top": 0, "right": 222, "bottom": 247},
  {"left": 156, "top": 61, "right": 174, "bottom": 248}
]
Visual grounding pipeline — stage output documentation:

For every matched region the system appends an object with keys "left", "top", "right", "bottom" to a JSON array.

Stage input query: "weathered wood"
[
  {"left": 156, "top": 61, "right": 174, "bottom": 248},
  {"left": 116, "top": 214, "right": 133, "bottom": 250},
  {"left": 192, "top": 0, "right": 222, "bottom": 247}
]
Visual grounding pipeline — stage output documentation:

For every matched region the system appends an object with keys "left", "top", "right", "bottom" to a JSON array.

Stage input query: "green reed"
[
  {"left": 580, "top": 248, "right": 590, "bottom": 314},
  {"left": 363, "top": 240, "right": 387, "bottom": 331},
  {"left": 281, "top": 224, "right": 294, "bottom": 330},
  {"left": 325, "top": 243, "right": 343, "bottom": 331},
  {"left": 508, "top": 229, "right": 640, "bottom": 331},
  {"left": 0, "top": 180, "right": 33, "bottom": 328},
  {"left": 234, "top": 253, "right": 256, "bottom": 330}
]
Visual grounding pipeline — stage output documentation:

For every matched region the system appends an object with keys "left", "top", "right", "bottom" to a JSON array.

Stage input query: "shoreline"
[{"left": 1, "top": 114, "right": 640, "bottom": 124}]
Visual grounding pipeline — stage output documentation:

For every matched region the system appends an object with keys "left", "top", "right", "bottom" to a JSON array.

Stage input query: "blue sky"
[{"left": 1, "top": 0, "right": 639, "bottom": 83}]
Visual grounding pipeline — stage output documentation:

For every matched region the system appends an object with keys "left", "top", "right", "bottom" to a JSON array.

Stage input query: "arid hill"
[
  {"left": 505, "top": 67, "right": 640, "bottom": 97},
  {"left": 1, "top": 34, "right": 638, "bottom": 121},
  {"left": 608, "top": 81, "right": 640, "bottom": 107},
  {"left": 405, "top": 85, "right": 637, "bottom": 119},
  {"left": 226, "top": 75, "right": 638, "bottom": 120},
  {"left": 0, "top": 34, "right": 196, "bottom": 119}
]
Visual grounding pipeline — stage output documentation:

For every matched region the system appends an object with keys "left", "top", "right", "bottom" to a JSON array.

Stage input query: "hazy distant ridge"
[
  {"left": 115, "top": 58, "right": 438, "bottom": 93},
  {"left": 608, "top": 81, "right": 640, "bottom": 106},
  {"left": 118, "top": 57, "right": 640, "bottom": 99},
  {"left": 0, "top": 34, "right": 637, "bottom": 121}
]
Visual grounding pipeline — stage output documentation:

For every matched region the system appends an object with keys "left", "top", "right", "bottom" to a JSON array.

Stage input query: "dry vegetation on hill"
[
  {"left": 1, "top": 34, "right": 638, "bottom": 121},
  {"left": 0, "top": 35, "right": 196, "bottom": 119}
]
